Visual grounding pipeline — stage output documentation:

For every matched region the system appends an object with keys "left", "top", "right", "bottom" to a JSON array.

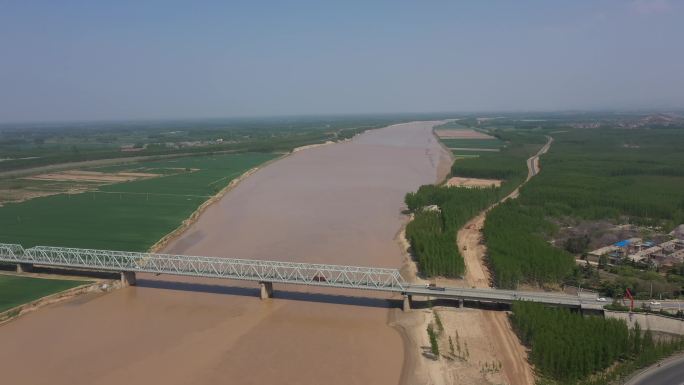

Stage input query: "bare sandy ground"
[
  {"left": 26, "top": 170, "right": 159, "bottom": 183},
  {"left": 0, "top": 150, "right": 243, "bottom": 179},
  {"left": 0, "top": 121, "right": 449, "bottom": 385},
  {"left": 392, "top": 306, "right": 509, "bottom": 385},
  {"left": 446, "top": 177, "right": 502, "bottom": 189},
  {"left": 291, "top": 140, "right": 336, "bottom": 153},
  {"left": 1, "top": 169, "right": 164, "bottom": 205},
  {"left": 0, "top": 189, "right": 65, "bottom": 206}
]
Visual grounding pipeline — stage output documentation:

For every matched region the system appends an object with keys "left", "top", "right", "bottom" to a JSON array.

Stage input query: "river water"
[{"left": 0, "top": 121, "right": 449, "bottom": 385}]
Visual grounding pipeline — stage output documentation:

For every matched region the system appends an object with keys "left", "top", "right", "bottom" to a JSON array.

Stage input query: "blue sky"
[{"left": 1, "top": 0, "right": 682, "bottom": 122}]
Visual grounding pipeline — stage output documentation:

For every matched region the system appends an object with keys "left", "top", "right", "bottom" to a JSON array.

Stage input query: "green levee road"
[
  {"left": 0, "top": 274, "right": 87, "bottom": 312},
  {"left": 440, "top": 138, "right": 504, "bottom": 149},
  {"left": 0, "top": 152, "right": 277, "bottom": 251}
]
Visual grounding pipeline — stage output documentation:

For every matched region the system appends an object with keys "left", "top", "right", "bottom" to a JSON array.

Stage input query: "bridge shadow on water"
[
  {"left": 136, "top": 279, "right": 400, "bottom": 310},
  {"left": 135, "top": 279, "right": 512, "bottom": 311}
]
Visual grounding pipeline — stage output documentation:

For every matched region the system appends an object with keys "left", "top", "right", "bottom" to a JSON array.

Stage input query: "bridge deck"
[{"left": 0, "top": 243, "right": 599, "bottom": 310}]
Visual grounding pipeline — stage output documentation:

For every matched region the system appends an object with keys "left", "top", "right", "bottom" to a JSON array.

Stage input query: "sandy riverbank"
[
  {"left": 392, "top": 136, "right": 554, "bottom": 385},
  {"left": 391, "top": 128, "right": 514, "bottom": 385}
]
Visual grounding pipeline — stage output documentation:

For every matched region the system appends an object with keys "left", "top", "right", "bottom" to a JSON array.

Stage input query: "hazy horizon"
[
  {"left": 2, "top": 1, "right": 683, "bottom": 123},
  {"left": 3, "top": 109, "right": 684, "bottom": 127}
]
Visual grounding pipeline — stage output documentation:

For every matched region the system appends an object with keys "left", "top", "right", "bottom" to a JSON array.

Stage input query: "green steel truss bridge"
[{"left": 0, "top": 243, "right": 603, "bottom": 311}]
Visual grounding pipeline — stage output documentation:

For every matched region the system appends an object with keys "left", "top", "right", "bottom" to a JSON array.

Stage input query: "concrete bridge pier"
[
  {"left": 458, "top": 298, "right": 464, "bottom": 308},
  {"left": 260, "top": 281, "right": 274, "bottom": 299},
  {"left": 16, "top": 263, "right": 33, "bottom": 273},
  {"left": 120, "top": 271, "right": 137, "bottom": 287},
  {"left": 402, "top": 294, "right": 412, "bottom": 312}
]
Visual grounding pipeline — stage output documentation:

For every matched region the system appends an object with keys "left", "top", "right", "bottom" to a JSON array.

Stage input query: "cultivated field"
[
  {"left": 0, "top": 152, "right": 277, "bottom": 250},
  {"left": 0, "top": 274, "right": 86, "bottom": 312},
  {"left": 434, "top": 129, "right": 496, "bottom": 139},
  {"left": 434, "top": 124, "right": 505, "bottom": 157},
  {"left": 440, "top": 138, "right": 504, "bottom": 149}
]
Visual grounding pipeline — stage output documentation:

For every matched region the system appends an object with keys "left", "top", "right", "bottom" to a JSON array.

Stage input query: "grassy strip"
[{"left": 0, "top": 274, "right": 87, "bottom": 312}]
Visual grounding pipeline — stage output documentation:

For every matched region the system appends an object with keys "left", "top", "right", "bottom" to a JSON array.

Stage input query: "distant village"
[
  {"left": 120, "top": 138, "right": 230, "bottom": 152},
  {"left": 587, "top": 225, "right": 684, "bottom": 270}
]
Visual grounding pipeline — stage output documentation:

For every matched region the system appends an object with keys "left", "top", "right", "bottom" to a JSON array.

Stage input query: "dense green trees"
[
  {"left": 564, "top": 235, "right": 590, "bottom": 254},
  {"left": 511, "top": 301, "right": 684, "bottom": 384},
  {"left": 405, "top": 129, "right": 547, "bottom": 278},
  {"left": 405, "top": 185, "right": 502, "bottom": 277},
  {"left": 483, "top": 127, "right": 684, "bottom": 289},
  {"left": 511, "top": 301, "right": 630, "bottom": 381},
  {"left": 518, "top": 128, "right": 684, "bottom": 230},
  {"left": 484, "top": 202, "right": 575, "bottom": 288}
]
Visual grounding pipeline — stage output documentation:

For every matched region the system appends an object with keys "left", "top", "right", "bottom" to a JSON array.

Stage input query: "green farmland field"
[
  {"left": 0, "top": 274, "right": 87, "bottom": 312},
  {"left": 434, "top": 120, "right": 468, "bottom": 130},
  {"left": 0, "top": 152, "right": 277, "bottom": 251},
  {"left": 440, "top": 138, "right": 504, "bottom": 149}
]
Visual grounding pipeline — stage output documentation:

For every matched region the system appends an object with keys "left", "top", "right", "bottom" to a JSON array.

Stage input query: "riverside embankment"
[{"left": 0, "top": 121, "right": 451, "bottom": 385}]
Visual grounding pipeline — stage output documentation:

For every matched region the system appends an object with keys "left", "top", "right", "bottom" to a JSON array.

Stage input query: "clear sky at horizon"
[{"left": 1, "top": 0, "right": 683, "bottom": 122}]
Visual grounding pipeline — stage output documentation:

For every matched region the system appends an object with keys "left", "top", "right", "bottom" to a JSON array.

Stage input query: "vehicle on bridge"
[
  {"left": 313, "top": 275, "right": 327, "bottom": 282},
  {"left": 425, "top": 283, "right": 446, "bottom": 291}
]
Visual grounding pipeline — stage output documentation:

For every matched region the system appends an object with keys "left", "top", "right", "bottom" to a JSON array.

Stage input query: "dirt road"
[
  {"left": 460, "top": 135, "right": 553, "bottom": 287},
  {"left": 456, "top": 136, "right": 553, "bottom": 385}
]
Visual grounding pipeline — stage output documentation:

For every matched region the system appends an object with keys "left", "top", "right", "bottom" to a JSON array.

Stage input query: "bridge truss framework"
[
  {"left": 0, "top": 243, "right": 599, "bottom": 311},
  {"left": 0, "top": 243, "right": 407, "bottom": 292}
]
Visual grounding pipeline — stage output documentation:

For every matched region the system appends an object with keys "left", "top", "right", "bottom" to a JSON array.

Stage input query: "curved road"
[
  {"left": 626, "top": 353, "right": 684, "bottom": 385},
  {"left": 526, "top": 135, "right": 553, "bottom": 180}
]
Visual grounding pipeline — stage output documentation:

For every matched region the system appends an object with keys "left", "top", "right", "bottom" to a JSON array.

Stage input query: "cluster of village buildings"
[
  {"left": 588, "top": 236, "right": 684, "bottom": 269},
  {"left": 120, "top": 138, "right": 230, "bottom": 152}
]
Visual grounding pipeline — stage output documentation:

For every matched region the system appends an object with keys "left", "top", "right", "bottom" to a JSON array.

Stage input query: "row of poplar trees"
[
  {"left": 511, "top": 301, "right": 684, "bottom": 383},
  {"left": 405, "top": 185, "right": 502, "bottom": 277}
]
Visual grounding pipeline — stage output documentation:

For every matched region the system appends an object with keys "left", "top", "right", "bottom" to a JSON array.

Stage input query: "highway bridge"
[{"left": 0, "top": 243, "right": 603, "bottom": 312}]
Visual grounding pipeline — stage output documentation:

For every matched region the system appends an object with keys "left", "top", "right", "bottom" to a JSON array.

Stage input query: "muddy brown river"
[{"left": 0, "top": 121, "right": 450, "bottom": 385}]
